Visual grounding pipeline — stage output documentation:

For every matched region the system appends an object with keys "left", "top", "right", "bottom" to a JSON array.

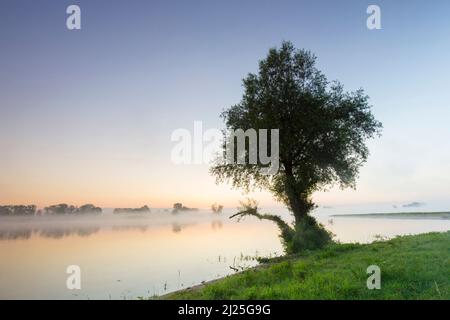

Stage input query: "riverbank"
[
  {"left": 331, "top": 211, "right": 450, "bottom": 219},
  {"left": 164, "top": 231, "right": 450, "bottom": 299}
]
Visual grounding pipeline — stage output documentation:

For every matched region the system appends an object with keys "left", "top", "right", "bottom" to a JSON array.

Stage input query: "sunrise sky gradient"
[{"left": 1, "top": 0, "right": 450, "bottom": 209}]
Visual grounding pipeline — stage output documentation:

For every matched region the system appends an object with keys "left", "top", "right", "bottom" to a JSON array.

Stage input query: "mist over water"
[{"left": 0, "top": 205, "right": 449, "bottom": 299}]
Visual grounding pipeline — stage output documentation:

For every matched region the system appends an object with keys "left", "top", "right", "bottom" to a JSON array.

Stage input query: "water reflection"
[
  {"left": 211, "top": 220, "right": 223, "bottom": 230},
  {"left": 171, "top": 222, "right": 198, "bottom": 233},
  {"left": 0, "top": 229, "right": 33, "bottom": 240},
  {"left": 0, "top": 214, "right": 226, "bottom": 241},
  {"left": 0, "top": 226, "right": 101, "bottom": 240},
  {"left": 38, "top": 226, "right": 100, "bottom": 239},
  {"left": 112, "top": 225, "right": 149, "bottom": 232},
  {"left": 0, "top": 207, "right": 449, "bottom": 299}
]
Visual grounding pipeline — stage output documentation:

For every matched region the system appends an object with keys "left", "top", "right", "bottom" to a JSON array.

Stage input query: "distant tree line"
[
  {"left": 1, "top": 202, "right": 221, "bottom": 216},
  {"left": 0, "top": 205, "right": 37, "bottom": 216},
  {"left": 113, "top": 205, "right": 151, "bottom": 214},
  {"left": 0, "top": 204, "right": 102, "bottom": 216},
  {"left": 44, "top": 204, "right": 102, "bottom": 215},
  {"left": 172, "top": 203, "right": 198, "bottom": 213}
]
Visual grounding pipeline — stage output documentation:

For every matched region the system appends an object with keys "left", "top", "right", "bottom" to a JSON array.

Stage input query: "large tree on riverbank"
[{"left": 211, "top": 42, "right": 382, "bottom": 253}]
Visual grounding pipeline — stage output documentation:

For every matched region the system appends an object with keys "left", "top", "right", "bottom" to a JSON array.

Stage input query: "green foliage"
[
  {"left": 211, "top": 41, "right": 382, "bottom": 217},
  {"left": 0, "top": 205, "right": 37, "bottom": 216},
  {"left": 166, "top": 231, "right": 450, "bottom": 300},
  {"left": 113, "top": 205, "right": 150, "bottom": 214},
  {"left": 283, "top": 216, "right": 333, "bottom": 254},
  {"left": 44, "top": 203, "right": 102, "bottom": 215},
  {"left": 232, "top": 199, "right": 332, "bottom": 254}
]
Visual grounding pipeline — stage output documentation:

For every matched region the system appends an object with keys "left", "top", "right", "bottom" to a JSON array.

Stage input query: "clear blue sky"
[{"left": 1, "top": 0, "right": 450, "bottom": 208}]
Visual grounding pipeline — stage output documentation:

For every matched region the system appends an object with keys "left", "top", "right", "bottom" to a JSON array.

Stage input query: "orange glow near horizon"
[{"left": 1, "top": 147, "right": 448, "bottom": 209}]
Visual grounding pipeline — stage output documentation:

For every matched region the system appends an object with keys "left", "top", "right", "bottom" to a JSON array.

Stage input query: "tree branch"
[{"left": 230, "top": 201, "right": 293, "bottom": 235}]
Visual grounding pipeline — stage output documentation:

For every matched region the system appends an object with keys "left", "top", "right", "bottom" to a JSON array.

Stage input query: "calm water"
[{"left": 0, "top": 205, "right": 449, "bottom": 299}]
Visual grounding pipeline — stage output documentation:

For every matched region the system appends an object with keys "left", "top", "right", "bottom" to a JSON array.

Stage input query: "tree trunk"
[{"left": 284, "top": 164, "right": 309, "bottom": 224}]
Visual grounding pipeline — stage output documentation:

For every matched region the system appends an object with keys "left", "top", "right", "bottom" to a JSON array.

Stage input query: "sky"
[{"left": 0, "top": 0, "right": 450, "bottom": 209}]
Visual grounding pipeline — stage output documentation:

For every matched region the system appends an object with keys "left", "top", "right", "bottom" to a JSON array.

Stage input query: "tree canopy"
[{"left": 211, "top": 42, "right": 382, "bottom": 252}]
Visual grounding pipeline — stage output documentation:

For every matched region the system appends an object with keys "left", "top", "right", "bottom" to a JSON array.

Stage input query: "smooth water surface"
[{"left": 0, "top": 205, "right": 449, "bottom": 299}]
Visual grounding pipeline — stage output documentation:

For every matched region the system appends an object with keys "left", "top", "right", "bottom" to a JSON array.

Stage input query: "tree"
[
  {"left": 113, "top": 206, "right": 150, "bottom": 214},
  {"left": 44, "top": 203, "right": 102, "bottom": 215},
  {"left": 44, "top": 204, "right": 75, "bottom": 215},
  {"left": 0, "top": 205, "right": 36, "bottom": 216},
  {"left": 77, "top": 204, "right": 102, "bottom": 214},
  {"left": 211, "top": 203, "right": 224, "bottom": 213},
  {"left": 211, "top": 42, "right": 382, "bottom": 253}
]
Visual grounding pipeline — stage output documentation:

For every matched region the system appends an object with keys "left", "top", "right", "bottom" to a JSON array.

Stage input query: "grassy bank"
[{"left": 166, "top": 231, "right": 450, "bottom": 299}]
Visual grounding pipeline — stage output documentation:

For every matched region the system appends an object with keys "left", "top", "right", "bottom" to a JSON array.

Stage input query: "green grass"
[{"left": 165, "top": 231, "right": 450, "bottom": 300}]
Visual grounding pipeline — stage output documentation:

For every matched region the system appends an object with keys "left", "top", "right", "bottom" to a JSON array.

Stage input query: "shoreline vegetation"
[
  {"left": 113, "top": 206, "right": 151, "bottom": 214},
  {"left": 332, "top": 212, "right": 450, "bottom": 219},
  {"left": 163, "top": 231, "right": 450, "bottom": 300},
  {"left": 172, "top": 203, "right": 198, "bottom": 214},
  {"left": 0, "top": 202, "right": 209, "bottom": 216},
  {"left": 0, "top": 204, "right": 448, "bottom": 219},
  {"left": 0, "top": 204, "right": 102, "bottom": 216}
]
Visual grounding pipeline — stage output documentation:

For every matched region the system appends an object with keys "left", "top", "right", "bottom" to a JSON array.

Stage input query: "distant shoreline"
[{"left": 331, "top": 211, "right": 450, "bottom": 219}]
